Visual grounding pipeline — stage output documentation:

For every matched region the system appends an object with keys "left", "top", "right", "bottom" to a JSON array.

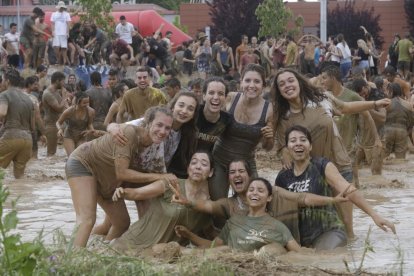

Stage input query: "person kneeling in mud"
[
  {"left": 275, "top": 125, "right": 396, "bottom": 250},
  {"left": 174, "top": 178, "right": 301, "bottom": 253}
]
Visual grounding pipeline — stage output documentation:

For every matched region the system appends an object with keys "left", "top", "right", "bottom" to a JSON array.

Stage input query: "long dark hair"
[
  {"left": 168, "top": 92, "right": 200, "bottom": 167},
  {"left": 271, "top": 68, "right": 325, "bottom": 128}
]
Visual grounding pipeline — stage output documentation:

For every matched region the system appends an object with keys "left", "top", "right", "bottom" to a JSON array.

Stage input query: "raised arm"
[
  {"left": 324, "top": 162, "right": 396, "bottom": 234},
  {"left": 274, "top": 186, "right": 348, "bottom": 207},
  {"left": 112, "top": 179, "right": 167, "bottom": 201},
  {"left": 326, "top": 92, "right": 390, "bottom": 115}
]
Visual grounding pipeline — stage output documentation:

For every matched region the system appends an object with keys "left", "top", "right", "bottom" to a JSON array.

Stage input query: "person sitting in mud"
[
  {"left": 110, "top": 151, "right": 214, "bottom": 255},
  {"left": 65, "top": 106, "right": 174, "bottom": 247},
  {"left": 175, "top": 178, "right": 302, "bottom": 253},
  {"left": 383, "top": 83, "right": 414, "bottom": 160},
  {"left": 56, "top": 91, "right": 96, "bottom": 156},
  {"left": 171, "top": 158, "right": 348, "bottom": 242},
  {"left": 275, "top": 125, "right": 396, "bottom": 250}
]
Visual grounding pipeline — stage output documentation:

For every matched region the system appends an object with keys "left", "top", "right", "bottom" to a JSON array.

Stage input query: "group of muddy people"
[{"left": 3, "top": 6, "right": 414, "bottom": 258}]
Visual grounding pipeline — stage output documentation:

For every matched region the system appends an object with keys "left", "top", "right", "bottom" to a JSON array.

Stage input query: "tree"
[
  {"left": 208, "top": 0, "right": 263, "bottom": 50},
  {"left": 74, "top": 0, "right": 114, "bottom": 33},
  {"left": 324, "top": 0, "right": 383, "bottom": 49},
  {"left": 404, "top": 0, "right": 414, "bottom": 37},
  {"left": 135, "top": 0, "right": 190, "bottom": 11},
  {"left": 255, "top": 0, "right": 293, "bottom": 38}
]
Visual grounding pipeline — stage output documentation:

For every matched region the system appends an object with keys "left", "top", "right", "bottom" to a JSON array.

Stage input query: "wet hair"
[
  {"left": 112, "top": 83, "right": 127, "bottom": 100},
  {"left": 222, "top": 37, "right": 230, "bottom": 45},
  {"left": 247, "top": 177, "right": 273, "bottom": 197},
  {"left": 76, "top": 80, "right": 87, "bottom": 92},
  {"left": 189, "top": 78, "right": 204, "bottom": 90},
  {"left": 90, "top": 71, "right": 102, "bottom": 86},
  {"left": 321, "top": 65, "right": 341, "bottom": 82},
  {"left": 75, "top": 91, "right": 89, "bottom": 105},
  {"left": 68, "top": 73, "right": 76, "bottom": 80},
  {"left": 272, "top": 68, "right": 326, "bottom": 127},
  {"left": 108, "top": 69, "right": 119, "bottom": 77},
  {"left": 215, "top": 34, "right": 223, "bottom": 42},
  {"left": 228, "top": 159, "right": 252, "bottom": 177},
  {"left": 18, "top": 77, "right": 25, "bottom": 88},
  {"left": 352, "top": 78, "right": 368, "bottom": 94},
  {"left": 388, "top": 82, "right": 403, "bottom": 98},
  {"left": 136, "top": 66, "right": 151, "bottom": 75},
  {"left": 120, "top": 78, "right": 136, "bottom": 89},
  {"left": 284, "top": 125, "right": 313, "bottom": 146},
  {"left": 33, "top": 7, "right": 44, "bottom": 16},
  {"left": 383, "top": 65, "right": 396, "bottom": 77},
  {"left": 142, "top": 105, "right": 173, "bottom": 128},
  {"left": 10, "top": 23, "right": 17, "bottom": 29},
  {"left": 241, "top": 64, "right": 266, "bottom": 85},
  {"left": 36, "top": 64, "right": 48, "bottom": 73},
  {"left": 202, "top": 76, "right": 229, "bottom": 96},
  {"left": 373, "top": 76, "right": 384, "bottom": 90},
  {"left": 168, "top": 92, "right": 200, "bottom": 166},
  {"left": 51, "top": 71, "right": 65, "bottom": 84},
  {"left": 165, "top": 77, "right": 181, "bottom": 89},
  {"left": 25, "top": 75, "right": 39, "bottom": 88},
  {"left": 3, "top": 68, "right": 21, "bottom": 87},
  {"left": 164, "top": 69, "right": 177, "bottom": 78}
]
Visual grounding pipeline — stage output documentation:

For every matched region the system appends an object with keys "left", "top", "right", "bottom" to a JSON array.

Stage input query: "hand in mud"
[
  {"left": 39, "top": 135, "right": 47, "bottom": 146},
  {"left": 112, "top": 187, "right": 125, "bottom": 202},
  {"left": 373, "top": 216, "right": 396, "bottom": 234},
  {"left": 174, "top": 225, "right": 190, "bottom": 238},
  {"left": 261, "top": 126, "right": 274, "bottom": 139},
  {"left": 374, "top": 98, "right": 391, "bottom": 109}
]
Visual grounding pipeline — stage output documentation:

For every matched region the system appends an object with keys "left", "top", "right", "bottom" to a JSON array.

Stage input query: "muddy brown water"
[{"left": 3, "top": 146, "right": 413, "bottom": 274}]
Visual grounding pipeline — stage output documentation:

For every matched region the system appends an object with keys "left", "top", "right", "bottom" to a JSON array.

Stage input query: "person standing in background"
[{"left": 51, "top": 1, "right": 71, "bottom": 65}]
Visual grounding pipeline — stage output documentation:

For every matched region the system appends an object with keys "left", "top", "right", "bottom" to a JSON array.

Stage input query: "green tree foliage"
[
  {"left": 74, "top": 0, "right": 114, "bottom": 33},
  {"left": 325, "top": 0, "right": 383, "bottom": 49},
  {"left": 208, "top": 0, "right": 262, "bottom": 50},
  {"left": 255, "top": 0, "right": 293, "bottom": 38},
  {"left": 404, "top": 0, "right": 414, "bottom": 37},
  {"left": 173, "top": 16, "right": 188, "bottom": 34},
  {"left": 135, "top": 0, "right": 190, "bottom": 11}
]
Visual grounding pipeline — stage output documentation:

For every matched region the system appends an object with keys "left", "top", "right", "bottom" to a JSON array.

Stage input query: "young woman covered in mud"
[
  {"left": 172, "top": 158, "right": 347, "bottom": 242},
  {"left": 175, "top": 178, "right": 301, "bottom": 252},
  {"left": 93, "top": 92, "right": 199, "bottom": 235},
  {"left": 272, "top": 68, "right": 390, "bottom": 239},
  {"left": 65, "top": 106, "right": 174, "bottom": 247},
  {"left": 275, "top": 125, "right": 396, "bottom": 250},
  {"left": 110, "top": 151, "right": 213, "bottom": 255},
  {"left": 383, "top": 82, "right": 414, "bottom": 159},
  {"left": 56, "top": 91, "right": 96, "bottom": 156},
  {"left": 211, "top": 64, "right": 274, "bottom": 201}
]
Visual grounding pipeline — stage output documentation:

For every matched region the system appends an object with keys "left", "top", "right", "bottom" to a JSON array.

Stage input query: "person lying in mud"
[
  {"left": 174, "top": 178, "right": 302, "bottom": 252},
  {"left": 171, "top": 158, "right": 348, "bottom": 241},
  {"left": 65, "top": 106, "right": 174, "bottom": 247},
  {"left": 109, "top": 151, "right": 213, "bottom": 255},
  {"left": 275, "top": 125, "right": 396, "bottom": 250}
]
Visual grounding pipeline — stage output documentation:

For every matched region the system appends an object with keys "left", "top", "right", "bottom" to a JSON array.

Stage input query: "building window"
[{"left": 0, "top": 0, "right": 14, "bottom": 6}]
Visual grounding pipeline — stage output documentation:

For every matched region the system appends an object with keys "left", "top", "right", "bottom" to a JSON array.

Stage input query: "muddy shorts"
[
  {"left": 65, "top": 158, "right": 92, "bottom": 179},
  {"left": 19, "top": 36, "right": 33, "bottom": 50},
  {"left": 312, "top": 228, "right": 347, "bottom": 250},
  {"left": 384, "top": 126, "right": 408, "bottom": 158},
  {"left": 0, "top": 138, "right": 32, "bottom": 177}
]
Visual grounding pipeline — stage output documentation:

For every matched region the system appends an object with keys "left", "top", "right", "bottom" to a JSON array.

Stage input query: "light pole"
[
  {"left": 320, "top": 0, "right": 327, "bottom": 43},
  {"left": 17, "top": 0, "right": 21, "bottom": 33}
]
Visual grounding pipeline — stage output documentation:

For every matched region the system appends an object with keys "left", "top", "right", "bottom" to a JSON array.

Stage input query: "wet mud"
[{"left": 2, "top": 146, "right": 413, "bottom": 274}]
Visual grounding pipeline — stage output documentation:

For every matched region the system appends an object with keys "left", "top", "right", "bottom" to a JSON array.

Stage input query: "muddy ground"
[{"left": 3, "top": 145, "right": 413, "bottom": 275}]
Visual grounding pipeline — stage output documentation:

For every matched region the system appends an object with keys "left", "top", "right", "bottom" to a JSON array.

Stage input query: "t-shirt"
[
  {"left": 396, "top": 39, "right": 413, "bottom": 62},
  {"left": 218, "top": 214, "right": 293, "bottom": 252},
  {"left": 115, "top": 22, "right": 134, "bottom": 44},
  {"left": 196, "top": 106, "right": 231, "bottom": 152},
  {"left": 275, "top": 157, "right": 344, "bottom": 247},
  {"left": 119, "top": 86, "right": 167, "bottom": 120},
  {"left": 51, "top": 11, "right": 71, "bottom": 35},
  {"left": 148, "top": 37, "right": 168, "bottom": 58},
  {"left": 0, "top": 87, "right": 33, "bottom": 140},
  {"left": 285, "top": 41, "right": 298, "bottom": 66},
  {"left": 70, "top": 125, "right": 141, "bottom": 199},
  {"left": 236, "top": 44, "right": 248, "bottom": 65},
  {"left": 336, "top": 42, "right": 352, "bottom": 63},
  {"left": 334, "top": 88, "right": 363, "bottom": 153},
  {"left": 4, "top": 32, "right": 19, "bottom": 54},
  {"left": 42, "top": 88, "right": 64, "bottom": 127},
  {"left": 21, "top": 17, "right": 35, "bottom": 40},
  {"left": 86, "top": 86, "right": 112, "bottom": 124}
]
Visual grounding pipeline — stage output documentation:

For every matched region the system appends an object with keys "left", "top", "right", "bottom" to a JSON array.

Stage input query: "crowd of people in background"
[{"left": 0, "top": 4, "right": 408, "bottom": 257}]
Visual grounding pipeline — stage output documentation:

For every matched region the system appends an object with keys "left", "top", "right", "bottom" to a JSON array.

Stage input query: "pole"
[
  {"left": 17, "top": 0, "right": 21, "bottom": 33},
  {"left": 320, "top": 0, "right": 327, "bottom": 44}
]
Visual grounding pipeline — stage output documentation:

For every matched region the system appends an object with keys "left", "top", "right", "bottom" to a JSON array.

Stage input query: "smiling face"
[
  {"left": 246, "top": 180, "right": 272, "bottom": 208},
  {"left": 135, "top": 71, "right": 150, "bottom": 90},
  {"left": 203, "top": 81, "right": 226, "bottom": 114},
  {"left": 228, "top": 161, "right": 250, "bottom": 194},
  {"left": 148, "top": 111, "right": 173, "bottom": 144},
  {"left": 172, "top": 95, "right": 197, "bottom": 125},
  {"left": 187, "top": 152, "right": 212, "bottom": 182},
  {"left": 108, "top": 75, "right": 118, "bottom": 88},
  {"left": 287, "top": 130, "right": 312, "bottom": 162},
  {"left": 241, "top": 71, "right": 264, "bottom": 99},
  {"left": 276, "top": 72, "right": 301, "bottom": 102},
  {"left": 320, "top": 72, "right": 334, "bottom": 91}
]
